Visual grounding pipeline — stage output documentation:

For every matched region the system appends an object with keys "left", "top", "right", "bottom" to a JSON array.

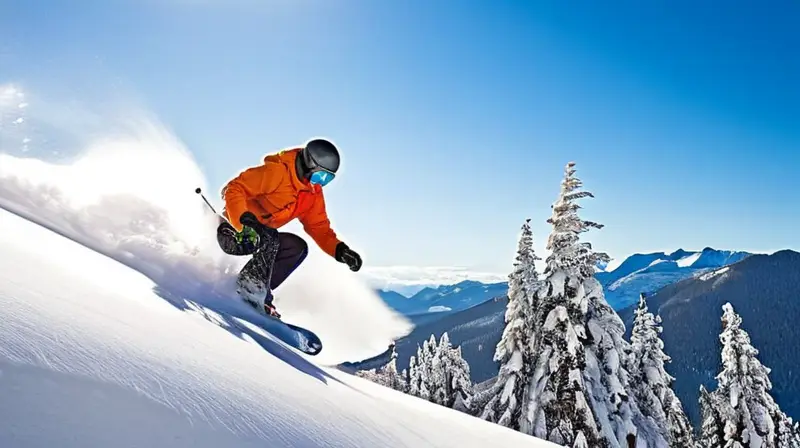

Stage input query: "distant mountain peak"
[
  {"left": 668, "top": 249, "right": 690, "bottom": 259},
  {"left": 595, "top": 247, "right": 753, "bottom": 310}
]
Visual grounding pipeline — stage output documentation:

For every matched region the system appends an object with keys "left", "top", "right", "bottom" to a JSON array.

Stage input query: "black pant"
[{"left": 216, "top": 221, "right": 308, "bottom": 291}]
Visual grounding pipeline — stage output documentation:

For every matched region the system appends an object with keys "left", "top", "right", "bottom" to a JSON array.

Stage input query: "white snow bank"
[
  {"left": 0, "top": 208, "right": 557, "bottom": 448},
  {"left": 0, "top": 84, "right": 410, "bottom": 364},
  {"left": 428, "top": 306, "right": 453, "bottom": 313},
  {"left": 676, "top": 252, "right": 702, "bottom": 268},
  {"left": 698, "top": 266, "right": 730, "bottom": 282}
]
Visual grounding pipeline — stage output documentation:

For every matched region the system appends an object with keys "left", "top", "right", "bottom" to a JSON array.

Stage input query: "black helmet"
[{"left": 302, "top": 138, "right": 340, "bottom": 174}]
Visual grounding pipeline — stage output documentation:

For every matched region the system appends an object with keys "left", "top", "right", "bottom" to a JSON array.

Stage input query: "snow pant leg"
[
  {"left": 217, "top": 220, "right": 281, "bottom": 289},
  {"left": 239, "top": 228, "right": 280, "bottom": 290},
  {"left": 269, "top": 233, "right": 309, "bottom": 290}
]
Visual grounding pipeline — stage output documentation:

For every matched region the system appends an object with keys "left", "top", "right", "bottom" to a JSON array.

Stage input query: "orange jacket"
[{"left": 221, "top": 148, "right": 341, "bottom": 257}]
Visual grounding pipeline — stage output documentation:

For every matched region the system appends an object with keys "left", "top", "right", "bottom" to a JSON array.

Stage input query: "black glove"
[
  {"left": 239, "top": 211, "right": 277, "bottom": 239},
  {"left": 239, "top": 211, "right": 261, "bottom": 229},
  {"left": 335, "top": 242, "right": 362, "bottom": 272}
]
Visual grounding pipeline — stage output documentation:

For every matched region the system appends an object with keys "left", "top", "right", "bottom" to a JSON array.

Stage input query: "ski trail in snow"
[{"left": 0, "top": 82, "right": 411, "bottom": 365}]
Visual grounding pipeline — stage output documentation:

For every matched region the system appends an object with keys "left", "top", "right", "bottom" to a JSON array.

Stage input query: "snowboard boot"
[
  {"left": 236, "top": 275, "right": 281, "bottom": 319},
  {"left": 263, "top": 298, "right": 281, "bottom": 319}
]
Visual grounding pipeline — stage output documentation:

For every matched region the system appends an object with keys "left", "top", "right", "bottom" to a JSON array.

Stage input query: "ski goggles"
[{"left": 309, "top": 169, "right": 335, "bottom": 186}]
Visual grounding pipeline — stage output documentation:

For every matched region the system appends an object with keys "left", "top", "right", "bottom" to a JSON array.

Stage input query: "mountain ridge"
[
  {"left": 363, "top": 247, "right": 763, "bottom": 386},
  {"left": 377, "top": 279, "right": 508, "bottom": 318},
  {"left": 595, "top": 247, "right": 752, "bottom": 309},
  {"left": 377, "top": 247, "right": 753, "bottom": 314}
]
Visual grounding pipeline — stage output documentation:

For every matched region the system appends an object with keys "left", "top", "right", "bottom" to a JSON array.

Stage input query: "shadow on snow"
[{"left": 153, "top": 285, "right": 343, "bottom": 386}]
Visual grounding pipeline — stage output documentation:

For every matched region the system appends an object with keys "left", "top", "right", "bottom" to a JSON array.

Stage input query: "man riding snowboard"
[{"left": 217, "top": 138, "right": 362, "bottom": 318}]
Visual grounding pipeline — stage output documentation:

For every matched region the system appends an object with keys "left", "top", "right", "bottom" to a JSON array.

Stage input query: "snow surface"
[
  {"left": 646, "top": 259, "right": 667, "bottom": 268},
  {"left": 698, "top": 266, "right": 730, "bottom": 282},
  {"left": 0, "top": 209, "right": 558, "bottom": 447},
  {"left": 428, "top": 306, "right": 453, "bottom": 313},
  {"left": 676, "top": 252, "right": 702, "bottom": 268}
]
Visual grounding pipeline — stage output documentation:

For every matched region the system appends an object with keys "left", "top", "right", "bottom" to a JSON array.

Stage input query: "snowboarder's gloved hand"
[
  {"left": 239, "top": 211, "right": 261, "bottom": 229},
  {"left": 238, "top": 211, "right": 275, "bottom": 248},
  {"left": 234, "top": 225, "right": 260, "bottom": 248},
  {"left": 335, "top": 242, "right": 362, "bottom": 272}
]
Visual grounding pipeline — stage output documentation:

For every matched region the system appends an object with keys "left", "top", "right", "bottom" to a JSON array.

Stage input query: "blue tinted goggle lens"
[{"left": 309, "top": 169, "right": 335, "bottom": 186}]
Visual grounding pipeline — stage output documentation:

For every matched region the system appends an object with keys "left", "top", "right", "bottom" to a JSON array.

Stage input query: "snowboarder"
[{"left": 216, "top": 138, "right": 362, "bottom": 318}]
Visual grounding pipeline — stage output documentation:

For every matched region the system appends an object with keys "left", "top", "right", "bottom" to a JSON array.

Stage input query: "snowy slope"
[{"left": 0, "top": 209, "right": 559, "bottom": 447}]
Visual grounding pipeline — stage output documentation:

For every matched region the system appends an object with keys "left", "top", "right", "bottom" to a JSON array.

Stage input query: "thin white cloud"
[{"left": 359, "top": 265, "right": 508, "bottom": 291}]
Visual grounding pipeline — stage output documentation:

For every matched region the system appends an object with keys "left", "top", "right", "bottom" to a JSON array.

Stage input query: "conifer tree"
[
  {"left": 479, "top": 219, "right": 541, "bottom": 428},
  {"left": 408, "top": 355, "right": 421, "bottom": 397},
  {"left": 408, "top": 339, "right": 433, "bottom": 401},
  {"left": 403, "top": 332, "right": 475, "bottom": 410},
  {"left": 355, "top": 346, "right": 408, "bottom": 393},
  {"left": 381, "top": 347, "right": 409, "bottom": 393},
  {"left": 704, "top": 302, "right": 800, "bottom": 447},
  {"left": 699, "top": 384, "right": 725, "bottom": 448},
  {"left": 627, "top": 293, "right": 694, "bottom": 447},
  {"left": 425, "top": 332, "right": 474, "bottom": 408},
  {"left": 523, "top": 161, "right": 644, "bottom": 447}
]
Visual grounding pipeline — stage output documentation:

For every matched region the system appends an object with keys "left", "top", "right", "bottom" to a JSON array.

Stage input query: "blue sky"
[{"left": 2, "top": 1, "right": 798, "bottom": 278}]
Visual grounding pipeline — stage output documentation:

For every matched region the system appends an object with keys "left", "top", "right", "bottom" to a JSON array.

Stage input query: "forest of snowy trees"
[{"left": 355, "top": 162, "right": 800, "bottom": 447}]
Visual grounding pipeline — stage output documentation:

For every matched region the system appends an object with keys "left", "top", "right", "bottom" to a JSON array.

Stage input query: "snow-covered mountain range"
[
  {"left": 377, "top": 280, "right": 507, "bottom": 321},
  {"left": 377, "top": 248, "right": 752, "bottom": 321},
  {"left": 362, "top": 248, "right": 755, "bottom": 383},
  {"left": 596, "top": 247, "right": 752, "bottom": 309}
]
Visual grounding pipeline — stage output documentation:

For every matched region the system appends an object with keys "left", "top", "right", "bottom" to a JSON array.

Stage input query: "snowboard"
[{"left": 241, "top": 298, "right": 323, "bottom": 356}]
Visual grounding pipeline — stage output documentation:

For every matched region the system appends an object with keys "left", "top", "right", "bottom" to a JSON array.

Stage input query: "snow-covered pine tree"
[
  {"left": 777, "top": 416, "right": 800, "bottom": 448},
  {"left": 430, "top": 336, "right": 448, "bottom": 407},
  {"left": 705, "top": 302, "right": 800, "bottom": 448},
  {"left": 408, "top": 345, "right": 431, "bottom": 400},
  {"left": 626, "top": 293, "right": 694, "bottom": 447},
  {"left": 354, "top": 346, "right": 408, "bottom": 393},
  {"left": 408, "top": 355, "right": 422, "bottom": 397},
  {"left": 479, "top": 218, "right": 541, "bottom": 428},
  {"left": 523, "top": 161, "right": 643, "bottom": 447},
  {"left": 421, "top": 335, "right": 438, "bottom": 401},
  {"left": 407, "top": 335, "right": 440, "bottom": 401},
  {"left": 699, "top": 384, "right": 725, "bottom": 448},
  {"left": 436, "top": 332, "right": 473, "bottom": 408},
  {"left": 408, "top": 332, "right": 474, "bottom": 410},
  {"left": 382, "top": 347, "right": 409, "bottom": 393}
]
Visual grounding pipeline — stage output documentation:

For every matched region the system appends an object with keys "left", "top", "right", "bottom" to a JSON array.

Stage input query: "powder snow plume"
[{"left": 0, "top": 82, "right": 411, "bottom": 364}]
